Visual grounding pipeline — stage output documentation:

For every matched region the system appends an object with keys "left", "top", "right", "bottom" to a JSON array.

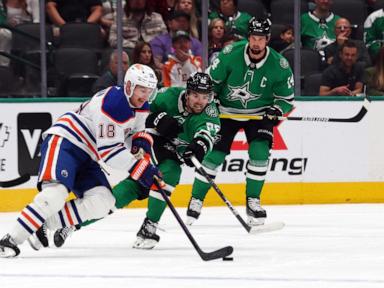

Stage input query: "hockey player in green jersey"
[
  {"left": 33, "top": 72, "right": 220, "bottom": 251},
  {"left": 132, "top": 72, "right": 220, "bottom": 249},
  {"left": 186, "top": 18, "right": 294, "bottom": 226}
]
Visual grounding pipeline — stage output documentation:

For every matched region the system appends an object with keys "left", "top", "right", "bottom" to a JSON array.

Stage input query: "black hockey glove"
[
  {"left": 182, "top": 137, "right": 209, "bottom": 167},
  {"left": 145, "top": 112, "right": 182, "bottom": 139},
  {"left": 264, "top": 106, "right": 283, "bottom": 126}
]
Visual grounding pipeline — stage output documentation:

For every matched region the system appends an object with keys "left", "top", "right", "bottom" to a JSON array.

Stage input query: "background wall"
[{"left": 0, "top": 98, "right": 383, "bottom": 211}]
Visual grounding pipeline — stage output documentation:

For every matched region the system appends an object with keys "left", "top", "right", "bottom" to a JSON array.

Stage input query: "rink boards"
[{"left": 1, "top": 97, "right": 384, "bottom": 211}]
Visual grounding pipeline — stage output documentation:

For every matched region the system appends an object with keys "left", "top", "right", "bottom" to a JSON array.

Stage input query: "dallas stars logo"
[{"left": 227, "top": 82, "right": 261, "bottom": 108}]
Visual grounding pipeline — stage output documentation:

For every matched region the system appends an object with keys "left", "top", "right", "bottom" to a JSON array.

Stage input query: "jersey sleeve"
[
  {"left": 206, "top": 47, "right": 230, "bottom": 94},
  {"left": 365, "top": 19, "right": 382, "bottom": 56},
  {"left": 272, "top": 57, "right": 295, "bottom": 114}
]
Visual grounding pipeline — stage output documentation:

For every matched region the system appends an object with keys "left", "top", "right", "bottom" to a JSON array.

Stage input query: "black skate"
[
  {"left": 28, "top": 223, "right": 49, "bottom": 250},
  {"left": 246, "top": 197, "right": 267, "bottom": 226},
  {"left": 54, "top": 225, "right": 78, "bottom": 248},
  {"left": 0, "top": 234, "right": 20, "bottom": 258},
  {"left": 186, "top": 197, "right": 203, "bottom": 225},
  {"left": 133, "top": 217, "right": 160, "bottom": 249}
]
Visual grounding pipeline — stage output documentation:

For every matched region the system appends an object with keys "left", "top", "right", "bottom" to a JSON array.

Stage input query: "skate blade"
[
  {"left": 132, "top": 238, "right": 157, "bottom": 250},
  {"left": 0, "top": 247, "right": 18, "bottom": 258},
  {"left": 27, "top": 236, "right": 42, "bottom": 251},
  {"left": 185, "top": 216, "right": 197, "bottom": 226},
  {"left": 249, "top": 221, "right": 285, "bottom": 234}
]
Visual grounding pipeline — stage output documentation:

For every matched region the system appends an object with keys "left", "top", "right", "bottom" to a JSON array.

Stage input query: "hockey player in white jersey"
[{"left": 0, "top": 64, "right": 159, "bottom": 258}]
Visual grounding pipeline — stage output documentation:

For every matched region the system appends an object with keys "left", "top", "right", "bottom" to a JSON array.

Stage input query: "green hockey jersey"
[
  {"left": 364, "top": 9, "right": 384, "bottom": 58},
  {"left": 207, "top": 40, "right": 294, "bottom": 115},
  {"left": 209, "top": 11, "right": 252, "bottom": 39},
  {"left": 301, "top": 11, "right": 340, "bottom": 50},
  {"left": 149, "top": 86, "right": 221, "bottom": 153}
]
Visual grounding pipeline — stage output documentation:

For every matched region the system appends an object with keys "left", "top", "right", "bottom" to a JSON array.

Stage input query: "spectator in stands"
[
  {"left": 320, "top": 41, "right": 364, "bottom": 96},
  {"left": 222, "top": 31, "right": 240, "bottom": 47},
  {"left": 100, "top": 0, "right": 116, "bottom": 38},
  {"left": 208, "top": 17, "right": 225, "bottom": 64},
  {"left": 132, "top": 41, "right": 161, "bottom": 83},
  {"left": 150, "top": 10, "right": 202, "bottom": 70},
  {"left": 325, "top": 18, "right": 371, "bottom": 67},
  {"left": 46, "top": 0, "right": 103, "bottom": 27},
  {"left": 364, "top": 7, "right": 384, "bottom": 60},
  {"left": 0, "top": 0, "right": 37, "bottom": 66},
  {"left": 109, "top": 0, "right": 167, "bottom": 53},
  {"left": 364, "top": 46, "right": 384, "bottom": 96},
  {"left": 209, "top": 0, "right": 252, "bottom": 39},
  {"left": 91, "top": 50, "right": 130, "bottom": 94},
  {"left": 174, "top": 0, "right": 199, "bottom": 38},
  {"left": 270, "top": 24, "right": 295, "bottom": 53},
  {"left": 162, "top": 30, "right": 202, "bottom": 87},
  {"left": 147, "top": 0, "right": 176, "bottom": 22},
  {"left": 301, "top": 0, "right": 341, "bottom": 51}
]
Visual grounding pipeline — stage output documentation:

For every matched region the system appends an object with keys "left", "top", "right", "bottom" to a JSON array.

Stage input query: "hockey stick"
[
  {"left": 153, "top": 176, "right": 234, "bottom": 261},
  {"left": 190, "top": 156, "right": 284, "bottom": 234},
  {"left": 0, "top": 174, "right": 31, "bottom": 188},
  {"left": 220, "top": 97, "right": 370, "bottom": 123}
]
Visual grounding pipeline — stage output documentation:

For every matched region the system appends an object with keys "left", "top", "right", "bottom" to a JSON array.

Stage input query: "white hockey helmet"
[{"left": 124, "top": 64, "right": 158, "bottom": 98}]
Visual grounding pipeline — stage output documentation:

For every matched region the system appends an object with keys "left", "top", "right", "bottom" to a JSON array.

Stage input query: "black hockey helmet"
[
  {"left": 187, "top": 72, "right": 213, "bottom": 92},
  {"left": 248, "top": 17, "right": 271, "bottom": 37}
]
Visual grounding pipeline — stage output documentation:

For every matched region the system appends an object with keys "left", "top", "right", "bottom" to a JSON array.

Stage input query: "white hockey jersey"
[{"left": 44, "top": 86, "right": 149, "bottom": 172}]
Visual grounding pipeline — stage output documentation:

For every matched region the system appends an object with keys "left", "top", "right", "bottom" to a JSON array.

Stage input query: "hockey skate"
[
  {"left": 28, "top": 223, "right": 49, "bottom": 251},
  {"left": 54, "top": 226, "right": 77, "bottom": 248},
  {"left": 133, "top": 217, "right": 160, "bottom": 249},
  {"left": 186, "top": 197, "right": 203, "bottom": 225},
  {"left": 246, "top": 197, "right": 267, "bottom": 226},
  {"left": 0, "top": 234, "right": 20, "bottom": 258}
]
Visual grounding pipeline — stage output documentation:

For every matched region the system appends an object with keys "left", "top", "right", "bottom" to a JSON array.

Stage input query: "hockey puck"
[{"left": 222, "top": 257, "right": 234, "bottom": 261}]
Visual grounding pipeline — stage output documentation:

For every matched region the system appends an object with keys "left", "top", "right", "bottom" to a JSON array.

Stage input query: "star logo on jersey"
[{"left": 227, "top": 82, "right": 261, "bottom": 108}]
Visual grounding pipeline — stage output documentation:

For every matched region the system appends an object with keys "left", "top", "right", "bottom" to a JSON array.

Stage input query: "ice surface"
[{"left": 1, "top": 204, "right": 384, "bottom": 288}]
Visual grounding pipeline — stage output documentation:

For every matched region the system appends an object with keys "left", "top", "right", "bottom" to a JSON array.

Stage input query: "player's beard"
[{"left": 250, "top": 47, "right": 262, "bottom": 55}]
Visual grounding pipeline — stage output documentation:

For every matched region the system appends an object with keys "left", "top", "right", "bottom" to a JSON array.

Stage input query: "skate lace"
[
  {"left": 247, "top": 198, "right": 262, "bottom": 211},
  {"left": 144, "top": 220, "right": 158, "bottom": 235},
  {"left": 189, "top": 198, "right": 203, "bottom": 212}
]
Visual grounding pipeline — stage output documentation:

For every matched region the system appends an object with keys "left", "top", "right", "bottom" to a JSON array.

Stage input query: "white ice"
[{"left": 1, "top": 204, "right": 384, "bottom": 288}]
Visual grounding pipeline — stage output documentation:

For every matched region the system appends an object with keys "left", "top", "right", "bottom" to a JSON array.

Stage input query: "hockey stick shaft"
[
  {"left": 0, "top": 174, "right": 31, "bottom": 188},
  {"left": 190, "top": 157, "right": 252, "bottom": 233},
  {"left": 220, "top": 98, "right": 370, "bottom": 123},
  {"left": 153, "top": 177, "right": 233, "bottom": 261}
]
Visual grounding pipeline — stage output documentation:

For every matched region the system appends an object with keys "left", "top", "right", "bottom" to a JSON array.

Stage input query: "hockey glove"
[
  {"left": 145, "top": 112, "right": 182, "bottom": 139},
  {"left": 182, "top": 137, "right": 209, "bottom": 167},
  {"left": 129, "top": 155, "right": 161, "bottom": 189},
  {"left": 264, "top": 106, "right": 283, "bottom": 126},
  {"left": 131, "top": 131, "right": 154, "bottom": 159}
]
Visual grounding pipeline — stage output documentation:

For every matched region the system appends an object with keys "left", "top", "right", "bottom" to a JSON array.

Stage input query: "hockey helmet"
[
  {"left": 186, "top": 72, "right": 214, "bottom": 102},
  {"left": 124, "top": 64, "right": 158, "bottom": 98},
  {"left": 248, "top": 17, "right": 271, "bottom": 37}
]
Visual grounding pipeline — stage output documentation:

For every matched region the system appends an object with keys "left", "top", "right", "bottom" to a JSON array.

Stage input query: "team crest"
[
  {"left": 227, "top": 82, "right": 261, "bottom": 108},
  {"left": 280, "top": 58, "right": 289, "bottom": 69},
  {"left": 223, "top": 44, "right": 233, "bottom": 54},
  {"left": 205, "top": 105, "right": 218, "bottom": 118}
]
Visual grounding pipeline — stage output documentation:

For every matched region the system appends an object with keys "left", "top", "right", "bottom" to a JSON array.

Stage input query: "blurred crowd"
[{"left": 1, "top": 0, "right": 384, "bottom": 97}]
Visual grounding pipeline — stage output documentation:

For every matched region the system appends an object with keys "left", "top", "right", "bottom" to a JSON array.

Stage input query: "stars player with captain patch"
[{"left": 186, "top": 18, "right": 294, "bottom": 227}]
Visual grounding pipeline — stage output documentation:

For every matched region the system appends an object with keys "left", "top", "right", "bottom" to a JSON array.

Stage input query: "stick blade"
[
  {"left": 249, "top": 221, "right": 285, "bottom": 234},
  {"left": 200, "top": 245, "right": 233, "bottom": 261}
]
